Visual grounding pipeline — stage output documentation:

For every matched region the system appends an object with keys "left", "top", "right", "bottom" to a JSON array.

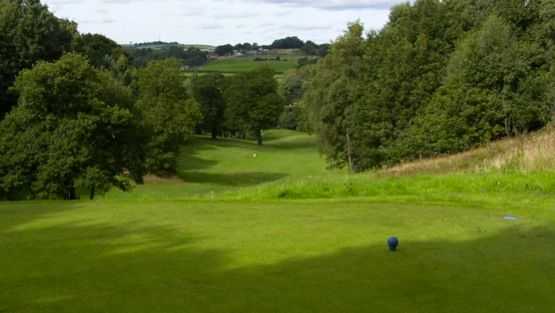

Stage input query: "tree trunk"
[
  {"left": 346, "top": 132, "right": 353, "bottom": 173},
  {"left": 256, "top": 129, "right": 263, "bottom": 145},
  {"left": 211, "top": 128, "right": 218, "bottom": 140},
  {"left": 65, "top": 186, "right": 78, "bottom": 200},
  {"left": 89, "top": 185, "right": 96, "bottom": 200}
]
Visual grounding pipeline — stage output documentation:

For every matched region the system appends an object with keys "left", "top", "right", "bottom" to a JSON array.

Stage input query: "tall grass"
[{"left": 383, "top": 124, "right": 555, "bottom": 176}]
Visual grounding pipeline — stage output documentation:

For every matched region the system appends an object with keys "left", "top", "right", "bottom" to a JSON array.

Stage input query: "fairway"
[
  {"left": 104, "top": 130, "right": 333, "bottom": 200},
  {"left": 2, "top": 130, "right": 555, "bottom": 312}
]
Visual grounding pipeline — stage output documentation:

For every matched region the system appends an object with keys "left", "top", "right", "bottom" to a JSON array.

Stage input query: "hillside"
[
  {"left": 383, "top": 124, "right": 555, "bottom": 176},
  {"left": 103, "top": 128, "right": 555, "bottom": 203}
]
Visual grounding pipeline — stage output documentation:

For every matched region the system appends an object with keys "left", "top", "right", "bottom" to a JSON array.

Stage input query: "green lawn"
[
  {"left": 196, "top": 56, "right": 300, "bottom": 74},
  {"left": 104, "top": 129, "right": 334, "bottom": 200},
  {"left": 2, "top": 130, "right": 555, "bottom": 312}
]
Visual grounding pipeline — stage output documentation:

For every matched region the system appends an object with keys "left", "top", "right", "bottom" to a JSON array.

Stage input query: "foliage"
[
  {"left": 278, "top": 104, "right": 309, "bottom": 131},
  {"left": 303, "top": 22, "right": 367, "bottom": 170},
  {"left": 280, "top": 69, "right": 306, "bottom": 104},
  {"left": 304, "top": 0, "right": 555, "bottom": 171},
  {"left": 270, "top": 36, "right": 305, "bottom": 49},
  {"left": 278, "top": 68, "right": 310, "bottom": 131},
  {"left": 215, "top": 44, "right": 234, "bottom": 56},
  {"left": 192, "top": 73, "right": 226, "bottom": 139},
  {"left": 0, "top": 0, "right": 75, "bottom": 117},
  {"left": 125, "top": 45, "right": 208, "bottom": 68},
  {"left": 72, "top": 33, "right": 125, "bottom": 69},
  {"left": 0, "top": 54, "right": 142, "bottom": 200},
  {"left": 224, "top": 68, "right": 285, "bottom": 144},
  {"left": 135, "top": 59, "right": 201, "bottom": 173},
  {"left": 301, "top": 40, "right": 330, "bottom": 56}
]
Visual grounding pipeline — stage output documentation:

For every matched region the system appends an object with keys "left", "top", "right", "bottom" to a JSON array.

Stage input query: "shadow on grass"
[
  {"left": 178, "top": 171, "right": 287, "bottom": 187},
  {"left": 264, "top": 136, "right": 319, "bottom": 150},
  {"left": 177, "top": 139, "right": 288, "bottom": 187},
  {"left": 2, "top": 208, "right": 555, "bottom": 313}
]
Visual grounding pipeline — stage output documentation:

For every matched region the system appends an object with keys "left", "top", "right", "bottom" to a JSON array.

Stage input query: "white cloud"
[{"left": 43, "top": 0, "right": 399, "bottom": 45}]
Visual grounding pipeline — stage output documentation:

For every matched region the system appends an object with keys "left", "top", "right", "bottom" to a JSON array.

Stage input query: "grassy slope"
[
  {"left": 197, "top": 56, "right": 301, "bottom": 74},
  {"left": 104, "top": 130, "right": 333, "bottom": 200},
  {"left": 383, "top": 124, "right": 555, "bottom": 176},
  {"left": 2, "top": 130, "right": 555, "bottom": 312}
]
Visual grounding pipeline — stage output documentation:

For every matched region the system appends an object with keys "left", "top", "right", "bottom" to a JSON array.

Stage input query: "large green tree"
[
  {"left": 192, "top": 73, "right": 226, "bottom": 139},
  {"left": 0, "top": 54, "right": 143, "bottom": 200},
  {"left": 303, "top": 0, "right": 555, "bottom": 171},
  {"left": 303, "top": 22, "right": 367, "bottom": 170},
  {"left": 225, "top": 68, "right": 285, "bottom": 145},
  {"left": 406, "top": 14, "right": 553, "bottom": 156},
  {"left": 72, "top": 33, "right": 125, "bottom": 69},
  {"left": 135, "top": 59, "right": 201, "bottom": 173},
  {"left": 0, "top": 0, "right": 75, "bottom": 117}
]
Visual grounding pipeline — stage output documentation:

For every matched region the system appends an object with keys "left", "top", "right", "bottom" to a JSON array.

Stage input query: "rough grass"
[
  {"left": 233, "top": 171, "right": 555, "bottom": 202},
  {"left": 3, "top": 128, "right": 555, "bottom": 312},
  {"left": 383, "top": 125, "right": 555, "bottom": 176}
]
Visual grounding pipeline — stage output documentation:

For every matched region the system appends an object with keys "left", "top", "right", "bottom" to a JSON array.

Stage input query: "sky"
[{"left": 43, "top": 0, "right": 407, "bottom": 45}]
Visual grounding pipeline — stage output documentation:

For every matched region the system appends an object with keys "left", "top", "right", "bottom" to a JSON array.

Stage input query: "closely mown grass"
[
  {"left": 2, "top": 196, "right": 555, "bottom": 312},
  {"left": 103, "top": 129, "right": 334, "bottom": 200},
  {"left": 4, "top": 128, "right": 555, "bottom": 312}
]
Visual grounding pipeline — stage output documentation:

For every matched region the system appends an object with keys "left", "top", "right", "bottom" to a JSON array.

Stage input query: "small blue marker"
[{"left": 388, "top": 237, "right": 399, "bottom": 252}]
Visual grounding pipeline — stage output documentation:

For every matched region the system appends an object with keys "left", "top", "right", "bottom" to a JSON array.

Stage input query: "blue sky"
[{"left": 43, "top": 0, "right": 406, "bottom": 45}]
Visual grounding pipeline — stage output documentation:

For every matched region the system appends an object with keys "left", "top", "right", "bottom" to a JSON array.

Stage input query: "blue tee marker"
[{"left": 388, "top": 237, "right": 399, "bottom": 252}]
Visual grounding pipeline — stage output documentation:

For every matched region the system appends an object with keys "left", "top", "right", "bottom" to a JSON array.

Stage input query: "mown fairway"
[
  {"left": 104, "top": 130, "right": 332, "bottom": 200},
  {"left": 2, "top": 130, "right": 555, "bottom": 312}
]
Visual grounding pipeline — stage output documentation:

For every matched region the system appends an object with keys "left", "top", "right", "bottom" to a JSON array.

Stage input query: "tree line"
[
  {"left": 0, "top": 0, "right": 285, "bottom": 200},
  {"left": 125, "top": 44, "right": 209, "bottom": 68},
  {"left": 214, "top": 37, "right": 330, "bottom": 57},
  {"left": 302, "top": 0, "right": 555, "bottom": 172}
]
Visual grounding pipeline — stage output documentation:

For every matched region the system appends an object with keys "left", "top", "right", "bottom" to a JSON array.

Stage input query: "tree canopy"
[
  {"left": 0, "top": 0, "right": 75, "bottom": 116},
  {"left": 0, "top": 54, "right": 142, "bottom": 200},
  {"left": 224, "top": 68, "right": 285, "bottom": 145},
  {"left": 72, "top": 33, "right": 125, "bottom": 69},
  {"left": 303, "top": 0, "right": 555, "bottom": 171},
  {"left": 135, "top": 59, "right": 201, "bottom": 173},
  {"left": 192, "top": 73, "right": 226, "bottom": 139},
  {"left": 270, "top": 36, "right": 305, "bottom": 49}
]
